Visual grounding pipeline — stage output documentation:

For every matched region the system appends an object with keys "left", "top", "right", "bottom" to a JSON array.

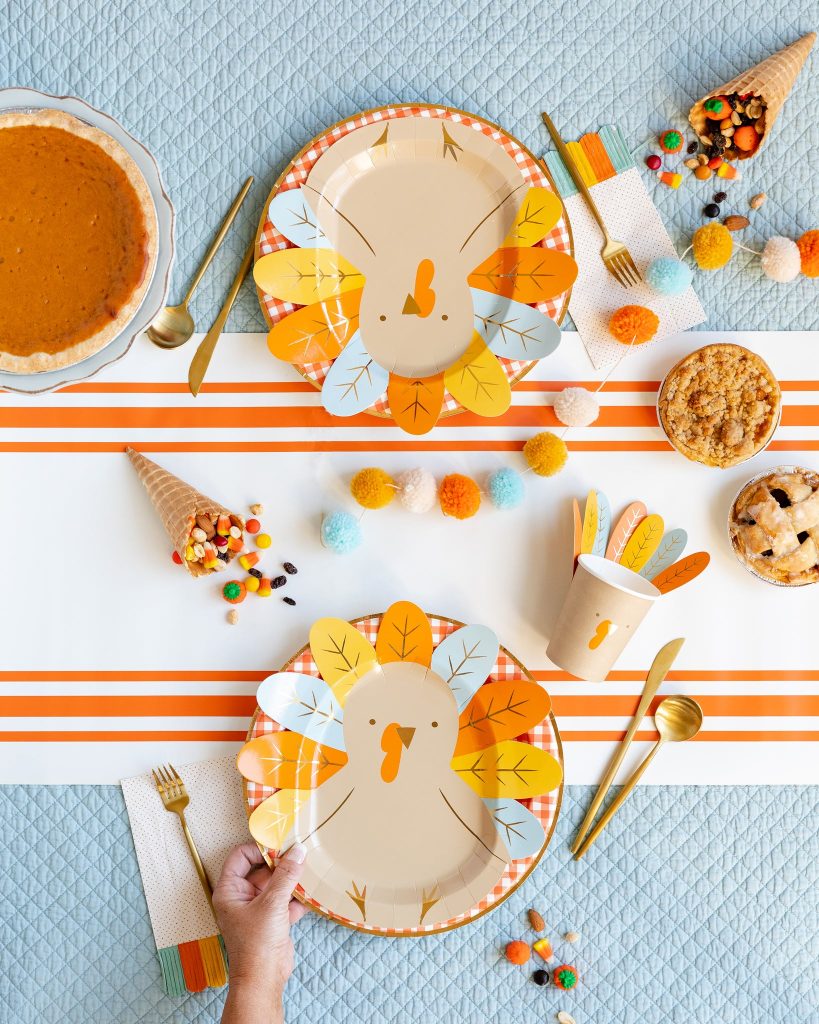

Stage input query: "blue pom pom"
[
  {"left": 320, "top": 511, "right": 362, "bottom": 553},
  {"left": 487, "top": 467, "right": 525, "bottom": 510},
  {"left": 645, "top": 257, "right": 692, "bottom": 296}
]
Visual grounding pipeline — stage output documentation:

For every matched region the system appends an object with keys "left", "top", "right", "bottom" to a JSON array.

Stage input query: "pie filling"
[{"left": 0, "top": 125, "right": 149, "bottom": 358}]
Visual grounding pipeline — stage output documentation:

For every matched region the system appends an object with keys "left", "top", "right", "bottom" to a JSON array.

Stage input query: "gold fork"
[
  {"left": 541, "top": 112, "right": 641, "bottom": 288},
  {"left": 152, "top": 763, "right": 214, "bottom": 912}
]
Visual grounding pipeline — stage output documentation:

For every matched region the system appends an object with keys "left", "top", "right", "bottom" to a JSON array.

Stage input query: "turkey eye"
[
  {"left": 441, "top": 314, "right": 448, "bottom": 321},
  {"left": 379, "top": 315, "right": 387, "bottom": 322},
  {"left": 369, "top": 718, "right": 376, "bottom": 725},
  {"left": 431, "top": 721, "right": 438, "bottom": 728}
]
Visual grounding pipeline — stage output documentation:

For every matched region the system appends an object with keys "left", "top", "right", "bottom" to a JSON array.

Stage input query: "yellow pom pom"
[
  {"left": 797, "top": 230, "right": 819, "bottom": 278},
  {"left": 692, "top": 223, "right": 733, "bottom": 270},
  {"left": 350, "top": 467, "right": 395, "bottom": 509},
  {"left": 608, "top": 305, "right": 659, "bottom": 346},
  {"left": 523, "top": 431, "right": 568, "bottom": 477},
  {"left": 439, "top": 473, "right": 481, "bottom": 519}
]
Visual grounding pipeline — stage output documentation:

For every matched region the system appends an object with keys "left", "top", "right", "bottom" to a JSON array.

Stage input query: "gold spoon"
[
  {"left": 574, "top": 695, "right": 703, "bottom": 860},
  {"left": 147, "top": 176, "right": 253, "bottom": 348}
]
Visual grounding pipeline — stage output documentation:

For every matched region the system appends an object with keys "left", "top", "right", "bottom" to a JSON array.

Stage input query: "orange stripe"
[
  {"left": 0, "top": 404, "right": 661, "bottom": 429},
  {"left": 177, "top": 940, "right": 207, "bottom": 993},
  {"left": 562, "top": 730, "right": 819, "bottom": 742},
  {"left": 0, "top": 729, "right": 814, "bottom": 742},
  {"left": 0, "top": 695, "right": 257, "bottom": 717},
  {"left": 4, "top": 694, "right": 819, "bottom": 718},
  {"left": 4, "top": 378, "right": 814, "bottom": 395},
  {"left": 2, "top": 668, "right": 819, "bottom": 682},
  {"left": 579, "top": 133, "right": 617, "bottom": 181}
]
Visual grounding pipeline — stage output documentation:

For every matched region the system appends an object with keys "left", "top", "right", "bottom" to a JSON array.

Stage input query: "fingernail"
[{"left": 287, "top": 842, "right": 307, "bottom": 864}]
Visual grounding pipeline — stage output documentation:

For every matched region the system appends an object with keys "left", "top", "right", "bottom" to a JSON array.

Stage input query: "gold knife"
[
  {"left": 187, "top": 237, "right": 255, "bottom": 397},
  {"left": 570, "top": 637, "right": 685, "bottom": 854}
]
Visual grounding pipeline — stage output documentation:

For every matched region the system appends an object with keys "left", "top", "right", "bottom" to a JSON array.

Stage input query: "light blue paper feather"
[
  {"left": 321, "top": 331, "right": 389, "bottom": 416},
  {"left": 256, "top": 672, "right": 345, "bottom": 751},
  {"left": 471, "top": 288, "right": 561, "bottom": 360},
  {"left": 431, "top": 624, "right": 499, "bottom": 712},
  {"left": 483, "top": 797, "right": 546, "bottom": 860},
  {"left": 268, "top": 188, "right": 331, "bottom": 249},
  {"left": 592, "top": 490, "right": 611, "bottom": 556},
  {"left": 640, "top": 529, "right": 688, "bottom": 579}
]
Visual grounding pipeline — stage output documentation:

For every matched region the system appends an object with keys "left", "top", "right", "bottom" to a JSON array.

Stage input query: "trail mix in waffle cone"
[
  {"left": 126, "top": 448, "right": 245, "bottom": 577},
  {"left": 689, "top": 33, "right": 815, "bottom": 161}
]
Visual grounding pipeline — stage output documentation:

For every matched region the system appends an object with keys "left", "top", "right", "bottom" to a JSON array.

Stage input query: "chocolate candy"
[
  {"left": 704, "top": 203, "right": 720, "bottom": 218},
  {"left": 532, "top": 969, "right": 549, "bottom": 986},
  {"left": 645, "top": 154, "right": 662, "bottom": 170}
]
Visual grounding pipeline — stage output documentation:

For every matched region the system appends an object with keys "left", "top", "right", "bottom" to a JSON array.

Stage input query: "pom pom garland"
[
  {"left": 439, "top": 473, "right": 481, "bottom": 520},
  {"left": 523, "top": 431, "right": 568, "bottom": 477},
  {"left": 691, "top": 223, "right": 733, "bottom": 270},
  {"left": 645, "top": 256, "right": 693, "bottom": 296},
  {"left": 553, "top": 387, "right": 600, "bottom": 427},
  {"left": 395, "top": 467, "right": 437, "bottom": 513},
  {"left": 608, "top": 305, "right": 659, "bottom": 346},
  {"left": 320, "top": 511, "right": 362, "bottom": 553},
  {"left": 487, "top": 467, "right": 525, "bottom": 509},
  {"left": 350, "top": 467, "right": 395, "bottom": 509},
  {"left": 760, "top": 236, "right": 802, "bottom": 283},
  {"left": 797, "top": 230, "right": 819, "bottom": 278}
]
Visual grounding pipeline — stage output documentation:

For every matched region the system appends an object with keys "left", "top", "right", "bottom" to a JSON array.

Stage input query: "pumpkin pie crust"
[{"left": 0, "top": 109, "right": 158, "bottom": 373}]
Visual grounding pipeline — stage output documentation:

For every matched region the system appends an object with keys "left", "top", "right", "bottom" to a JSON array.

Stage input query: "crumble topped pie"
[
  {"left": 730, "top": 467, "right": 819, "bottom": 585},
  {"left": 658, "top": 344, "right": 780, "bottom": 468},
  {"left": 0, "top": 109, "right": 157, "bottom": 373}
]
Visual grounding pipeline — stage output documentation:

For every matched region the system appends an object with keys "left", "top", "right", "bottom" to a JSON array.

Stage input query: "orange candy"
[
  {"left": 222, "top": 581, "right": 246, "bottom": 605},
  {"left": 704, "top": 96, "right": 730, "bottom": 119},
  {"left": 733, "top": 125, "right": 759, "bottom": 152},
  {"left": 693, "top": 165, "right": 712, "bottom": 180},
  {"left": 504, "top": 940, "right": 531, "bottom": 965},
  {"left": 245, "top": 518, "right": 261, "bottom": 534}
]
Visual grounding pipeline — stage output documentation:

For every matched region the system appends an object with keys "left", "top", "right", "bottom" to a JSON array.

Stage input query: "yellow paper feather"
[
  {"left": 580, "top": 490, "right": 598, "bottom": 555},
  {"left": 308, "top": 618, "right": 378, "bottom": 704},
  {"left": 443, "top": 333, "right": 512, "bottom": 417},
  {"left": 501, "top": 188, "right": 563, "bottom": 248},
  {"left": 253, "top": 248, "right": 364, "bottom": 305},
  {"left": 619, "top": 513, "right": 664, "bottom": 572},
  {"left": 247, "top": 790, "right": 307, "bottom": 850},
  {"left": 450, "top": 739, "right": 562, "bottom": 799}
]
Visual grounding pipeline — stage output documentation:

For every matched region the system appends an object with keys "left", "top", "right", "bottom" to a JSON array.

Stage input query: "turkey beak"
[
  {"left": 402, "top": 293, "right": 421, "bottom": 316},
  {"left": 396, "top": 726, "right": 416, "bottom": 749}
]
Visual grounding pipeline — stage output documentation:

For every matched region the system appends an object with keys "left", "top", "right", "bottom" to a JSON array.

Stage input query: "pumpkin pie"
[
  {"left": 658, "top": 343, "right": 780, "bottom": 468},
  {"left": 0, "top": 109, "right": 158, "bottom": 373}
]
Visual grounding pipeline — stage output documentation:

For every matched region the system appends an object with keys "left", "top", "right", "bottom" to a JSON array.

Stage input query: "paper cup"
[{"left": 546, "top": 554, "right": 661, "bottom": 680}]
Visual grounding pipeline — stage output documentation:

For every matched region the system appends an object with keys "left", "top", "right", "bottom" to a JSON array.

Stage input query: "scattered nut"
[
  {"left": 227, "top": 609, "right": 239, "bottom": 625},
  {"left": 722, "top": 126, "right": 735, "bottom": 138},
  {"left": 731, "top": 110, "right": 742, "bottom": 125},
  {"left": 564, "top": 931, "right": 580, "bottom": 943},
  {"left": 190, "top": 527, "right": 207, "bottom": 543},
  {"left": 684, "top": 157, "right": 699, "bottom": 169},
  {"left": 528, "top": 908, "right": 545, "bottom": 932},
  {"left": 749, "top": 192, "right": 767, "bottom": 210},
  {"left": 557, "top": 1013, "right": 577, "bottom": 1024},
  {"left": 724, "top": 215, "right": 750, "bottom": 231},
  {"left": 697, "top": 153, "right": 709, "bottom": 165},
  {"left": 754, "top": 120, "right": 765, "bottom": 134},
  {"left": 195, "top": 514, "right": 216, "bottom": 539},
  {"left": 249, "top": 503, "right": 264, "bottom": 516}
]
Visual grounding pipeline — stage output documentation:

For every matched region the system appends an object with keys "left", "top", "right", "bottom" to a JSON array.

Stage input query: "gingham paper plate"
[
  {"left": 253, "top": 104, "right": 573, "bottom": 424},
  {"left": 243, "top": 612, "right": 563, "bottom": 937}
]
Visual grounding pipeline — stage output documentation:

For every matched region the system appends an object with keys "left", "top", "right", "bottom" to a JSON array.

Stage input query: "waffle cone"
[
  {"left": 689, "top": 33, "right": 816, "bottom": 159},
  {"left": 126, "top": 448, "right": 245, "bottom": 578}
]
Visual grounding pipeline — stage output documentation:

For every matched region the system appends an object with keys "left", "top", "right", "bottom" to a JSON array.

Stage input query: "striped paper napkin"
[{"left": 121, "top": 754, "right": 249, "bottom": 995}]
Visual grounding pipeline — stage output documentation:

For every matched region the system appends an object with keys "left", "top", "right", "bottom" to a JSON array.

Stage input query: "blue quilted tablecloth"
[{"left": 2, "top": 0, "right": 818, "bottom": 1022}]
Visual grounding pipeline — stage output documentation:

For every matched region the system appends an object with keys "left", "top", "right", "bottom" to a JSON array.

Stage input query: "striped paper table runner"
[{"left": 2, "top": 330, "right": 818, "bottom": 784}]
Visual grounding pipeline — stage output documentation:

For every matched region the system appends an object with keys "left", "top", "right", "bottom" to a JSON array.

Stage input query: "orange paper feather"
[
  {"left": 605, "top": 501, "right": 647, "bottom": 561},
  {"left": 651, "top": 552, "right": 710, "bottom": 594}
]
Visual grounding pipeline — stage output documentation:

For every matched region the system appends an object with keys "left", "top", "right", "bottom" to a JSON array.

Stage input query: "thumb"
[{"left": 260, "top": 843, "right": 307, "bottom": 907}]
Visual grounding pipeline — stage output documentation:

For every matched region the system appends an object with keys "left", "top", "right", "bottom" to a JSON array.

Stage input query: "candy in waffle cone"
[
  {"left": 126, "top": 447, "right": 245, "bottom": 577},
  {"left": 689, "top": 32, "right": 816, "bottom": 159}
]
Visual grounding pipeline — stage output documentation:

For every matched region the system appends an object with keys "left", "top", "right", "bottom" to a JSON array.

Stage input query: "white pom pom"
[
  {"left": 761, "top": 236, "right": 801, "bottom": 283},
  {"left": 553, "top": 387, "right": 600, "bottom": 427},
  {"left": 395, "top": 468, "right": 437, "bottom": 513}
]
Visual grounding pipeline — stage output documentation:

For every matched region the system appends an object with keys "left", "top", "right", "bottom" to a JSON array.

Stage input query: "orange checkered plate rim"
[
  {"left": 242, "top": 612, "right": 563, "bottom": 937},
  {"left": 252, "top": 103, "right": 574, "bottom": 422}
]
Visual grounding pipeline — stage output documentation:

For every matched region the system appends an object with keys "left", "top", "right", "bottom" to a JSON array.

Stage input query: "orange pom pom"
[
  {"left": 797, "top": 230, "right": 819, "bottom": 278},
  {"left": 439, "top": 473, "right": 481, "bottom": 520},
  {"left": 609, "top": 305, "right": 660, "bottom": 345},
  {"left": 504, "top": 940, "right": 531, "bottom": 965}
]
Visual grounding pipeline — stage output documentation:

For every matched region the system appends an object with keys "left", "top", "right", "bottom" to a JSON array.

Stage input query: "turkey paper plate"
[
  {"left": 240, "top": 603, "right": 563, "bottom": 936},
  {"left": 253, "top": 105, "right": 577, "bottom": 435}
]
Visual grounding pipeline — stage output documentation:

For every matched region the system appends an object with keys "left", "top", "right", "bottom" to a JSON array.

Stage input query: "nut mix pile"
[{"left": 696, "top": 93, "right": 766, "bottom": 160}]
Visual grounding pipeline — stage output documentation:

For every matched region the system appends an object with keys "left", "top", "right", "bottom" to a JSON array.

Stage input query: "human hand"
[{"left": 213, "top": 842, "right": 308, "bottom": 1001}]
